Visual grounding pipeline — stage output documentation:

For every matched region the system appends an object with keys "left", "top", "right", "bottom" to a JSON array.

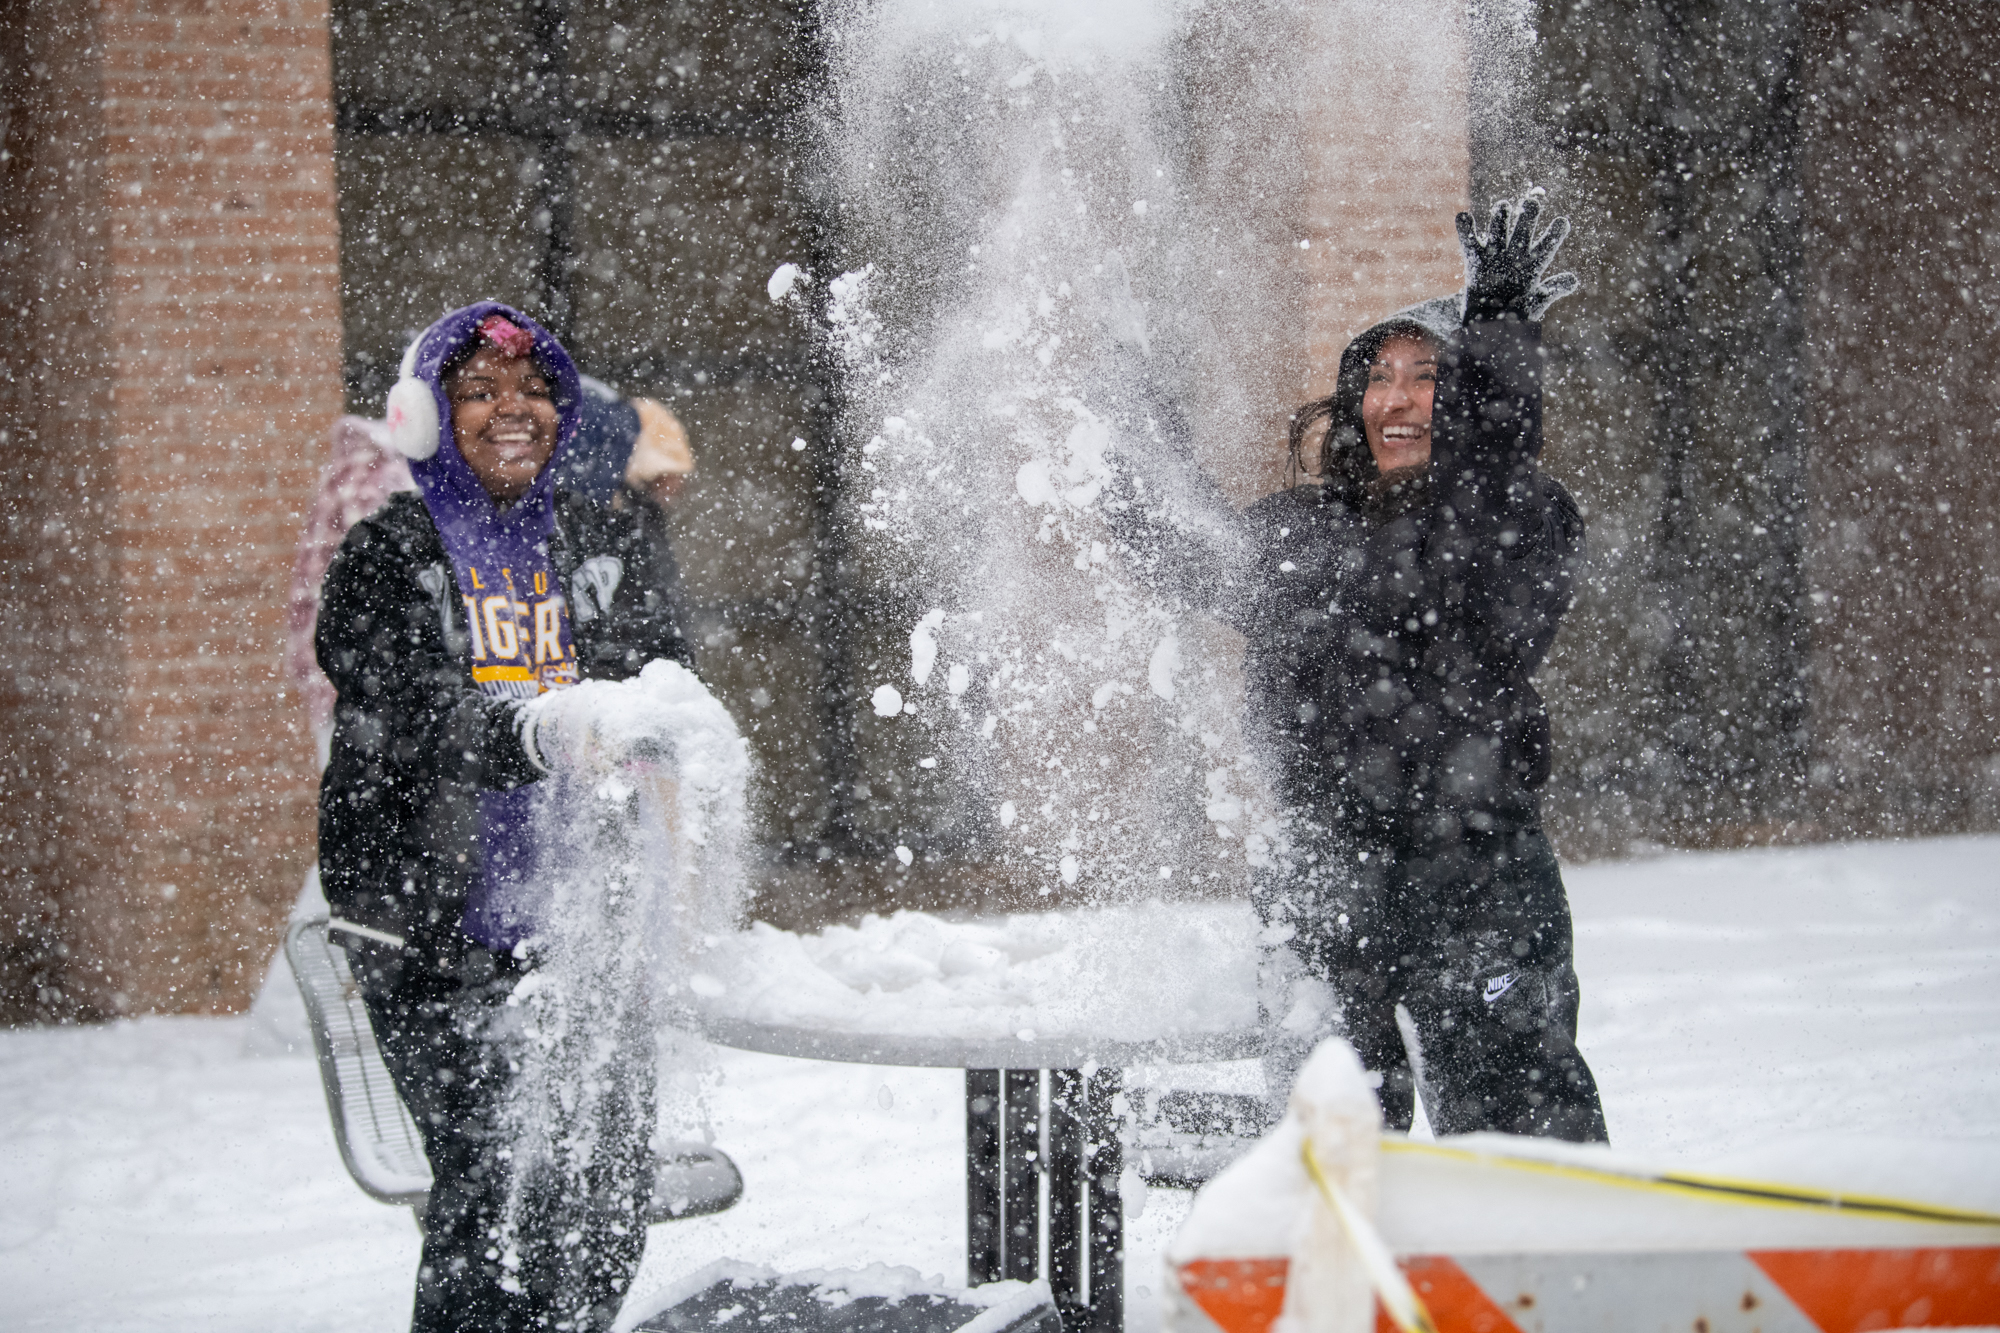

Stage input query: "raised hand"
[{"left": 1457, "top": 195, "right": 1580, "bottom": 322}]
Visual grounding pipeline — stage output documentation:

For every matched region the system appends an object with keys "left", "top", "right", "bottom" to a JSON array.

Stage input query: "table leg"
[
  {"left": 966, "top": 1070, "right": 1002, "bottom": 1285},
  {"left": 1084, "top": 1068, "right": 1123, "bottom": 1333},
  {"left": 971, "top": 1068, "right": 1124, "bottom": 1331},
  {"left": 1048, "top": 1068, "right": 1123, "bottom": 1332},
  {"left": 1047, "top": 1071, "right": 1085, "bottom": 1319},
  {"left": 1002, "top": 1070, "right": 1043, "bottom": 1282}
]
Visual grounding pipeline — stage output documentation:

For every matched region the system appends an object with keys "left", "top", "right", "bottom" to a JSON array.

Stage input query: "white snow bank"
[
  {"left": 687, "top": 901, "right": 1259, "bottom": 1042},
  {"left": 7, "top": 834, "right": 2000, "bottom": 1331},
  {"left": 1565, "top": 834, "right": 2000, "bottom": 1156}
]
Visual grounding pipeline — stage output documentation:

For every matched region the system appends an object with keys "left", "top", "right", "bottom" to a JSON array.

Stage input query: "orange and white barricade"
[{"left": 1166, "top": 1043, "right": 2000, "bottom": 1333}]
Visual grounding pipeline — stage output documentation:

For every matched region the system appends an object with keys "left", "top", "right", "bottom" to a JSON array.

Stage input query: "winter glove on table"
[{"left": 1458, "top": 194, "right": 1580, "bottom": 322}]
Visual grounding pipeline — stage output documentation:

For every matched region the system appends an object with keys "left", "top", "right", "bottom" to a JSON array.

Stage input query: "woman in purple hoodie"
[{"left": 317, "top": 302, "right": 693, "bottom": 1333}]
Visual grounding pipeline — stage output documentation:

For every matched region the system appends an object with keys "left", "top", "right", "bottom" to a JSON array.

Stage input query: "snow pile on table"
[{"left": 686, "top": 900, "right": 1260, "bottom": 1042}]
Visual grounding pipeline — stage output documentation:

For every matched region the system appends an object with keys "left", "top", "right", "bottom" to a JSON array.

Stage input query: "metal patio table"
[{"left": 676, "top": 1011, "right": 1265, "bottom": 1333}]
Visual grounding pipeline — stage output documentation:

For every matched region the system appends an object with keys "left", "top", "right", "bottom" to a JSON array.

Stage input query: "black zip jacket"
[
  {"left": 1106, "top": 315, "right": 1581, "bottom": 848},
  {"left": 316, "top": 490, "right": 693, "bottom": 970}
]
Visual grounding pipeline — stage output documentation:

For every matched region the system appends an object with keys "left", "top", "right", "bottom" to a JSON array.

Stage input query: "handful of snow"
[
  {"left": 529, "top": 661, "right": 749, "bottom": 829},
  {"left": 685, "top": 900, "right": 1259, "bottom": 1043},
  {"left": 499, "top": 661, "right": 751, "bottom": 1266}
]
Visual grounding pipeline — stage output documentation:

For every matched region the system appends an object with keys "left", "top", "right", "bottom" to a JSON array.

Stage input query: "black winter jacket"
[
  {"left": 316, "top": 490, "right": 693, "bottom": 970},
  {"left": 1107, "top": 315, "right": 1581, "bottom": 849}
]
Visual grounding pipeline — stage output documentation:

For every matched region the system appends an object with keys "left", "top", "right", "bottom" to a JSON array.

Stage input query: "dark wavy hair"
[{"left": 1287, "top": 317, "right": 1441, "bottom": 507}]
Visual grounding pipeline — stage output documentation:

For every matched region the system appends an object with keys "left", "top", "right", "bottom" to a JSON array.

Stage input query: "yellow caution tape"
[{"left": 1381, "top": 1138, "right": 2000, "bottom": 1228}]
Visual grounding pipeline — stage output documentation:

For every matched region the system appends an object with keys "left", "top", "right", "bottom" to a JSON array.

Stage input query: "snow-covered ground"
[{"left": 3, "top": 835, "right": 1997, "bottom": 1332}]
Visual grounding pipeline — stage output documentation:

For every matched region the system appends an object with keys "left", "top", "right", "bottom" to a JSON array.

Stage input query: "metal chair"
[{"left": 285, "top": 916, "right": 743, "bottom": 1226}]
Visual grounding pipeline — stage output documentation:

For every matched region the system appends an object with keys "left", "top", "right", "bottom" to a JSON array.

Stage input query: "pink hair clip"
[{"left": 477, "top": 314, "right": 535, "bottom": 359}]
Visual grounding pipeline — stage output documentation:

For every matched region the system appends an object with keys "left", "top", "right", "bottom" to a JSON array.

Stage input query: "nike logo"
[{"left": 1482, "top": 973, "right": 1518, "bottom": 1004}]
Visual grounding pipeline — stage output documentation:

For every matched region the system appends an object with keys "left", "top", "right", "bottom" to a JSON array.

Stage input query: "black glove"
[{"left": 1457, "top": 195, "right": 1580, "bottom": 322}]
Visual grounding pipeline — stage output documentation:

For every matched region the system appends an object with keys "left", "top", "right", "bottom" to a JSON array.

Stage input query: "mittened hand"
[
  {"left": 519, "top": 688, "right": 597, "bottom": 774},
  {"left": 1457, "top": 195, "right": 1580, "bottom": 323},
  {"left": 519, "top": 683, "right": 675, "bottom": 774}
]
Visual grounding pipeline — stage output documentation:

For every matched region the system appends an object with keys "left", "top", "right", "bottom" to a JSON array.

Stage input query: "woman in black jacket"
[
  {"left": 1109, "top": 200, "right": 1607, "bottom": 1142},
  {"left": 317, "top": 302, "right": 698, "bottom": 1333}
]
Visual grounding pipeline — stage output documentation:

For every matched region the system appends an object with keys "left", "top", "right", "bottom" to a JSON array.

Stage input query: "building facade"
[{"left": 2, "top": 0, "right": 1995, "bottom": 1020}]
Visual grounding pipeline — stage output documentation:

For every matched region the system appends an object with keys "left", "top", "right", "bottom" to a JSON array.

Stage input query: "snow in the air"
[{"left": 5, "top": 834, "right": 1996, "bottom": 1331}]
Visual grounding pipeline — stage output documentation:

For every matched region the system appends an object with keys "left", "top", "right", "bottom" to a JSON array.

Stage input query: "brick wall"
[
  {"left": 1800, "top": 0, "right": 2000, "bottom": 835},
  {"left": 1172, "top": 0, "right": 1470, "bottom": 506},
  {"left": 0, "top": 0, "right": 341, "bottom": 1019},
  {"left": 1295, "top": 0, "right": 1470, "bottom": 476}
]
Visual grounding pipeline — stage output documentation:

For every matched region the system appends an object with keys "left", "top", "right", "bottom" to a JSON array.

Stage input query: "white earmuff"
[{"left": 384, "top": 378, "right": 440, "bottom": 460}]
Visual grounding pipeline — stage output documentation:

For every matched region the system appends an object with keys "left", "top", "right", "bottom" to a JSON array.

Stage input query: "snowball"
[
  {"left": 910, "top": 609, "right": 945, "bottom": 686},
  {"left": 895, "top": 845, "right": 914, "bottom": 867},
  {"left": 871, "top": 684, "right": 904, "bottom": 717},
  {"left": 947, "top": 663, "right": 970, "bottom": 696},
  {"left": 767, "top": 263, "right": 805, "bottom": 303},
  {"left": 1120, "top": 1163, "right": 1148, "bottom": 1216},
  {"left": 790, "top": 437, "right": 808, "bottom": 452},
  {"left": 998, "top": 800, "right": 1017, "bottom": 827},
  {"left": 1148, "top": 632, "right": 1180, "bottom": 701},
  {"left": 1058, "top": 415, "right": 1111, "bottom": 509},
  {"left": 1015, "top": 458, "right": 1058, "bottom": 508},
  {"left": 1059, "top": 854, "right": 1080, "bottom": 885}
]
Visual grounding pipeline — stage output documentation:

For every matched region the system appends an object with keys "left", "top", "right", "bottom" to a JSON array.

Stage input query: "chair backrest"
[
  {"left": 285, "top": 915, "right": 744, "bottom": 1223},
  {"left": 284, "top": 917, "right": 433, "bottom": 1206}
]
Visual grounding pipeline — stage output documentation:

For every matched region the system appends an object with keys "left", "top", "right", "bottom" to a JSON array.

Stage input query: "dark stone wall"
[
  {"left": 1495, "top": 0, "right": 2000, "bottom": 853},
  {"left": 1799, "top": 0, "right": 2000, "bottom": 836}
]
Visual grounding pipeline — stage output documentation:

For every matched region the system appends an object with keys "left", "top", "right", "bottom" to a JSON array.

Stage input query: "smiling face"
[
  {"left": 1360, "top": 332, "right": 1438, "bottom": 474},
  {"left": 446, "top": 345, "right": 560, "bottom": 504}
]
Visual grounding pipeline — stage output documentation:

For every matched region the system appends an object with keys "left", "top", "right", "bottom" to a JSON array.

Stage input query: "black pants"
[
  {"left": 348, "top": 942, "right": 654, "bottom": 1333},
  {"left": 1258, "top": 824, "right": 1608, "bottom": 1143}
]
